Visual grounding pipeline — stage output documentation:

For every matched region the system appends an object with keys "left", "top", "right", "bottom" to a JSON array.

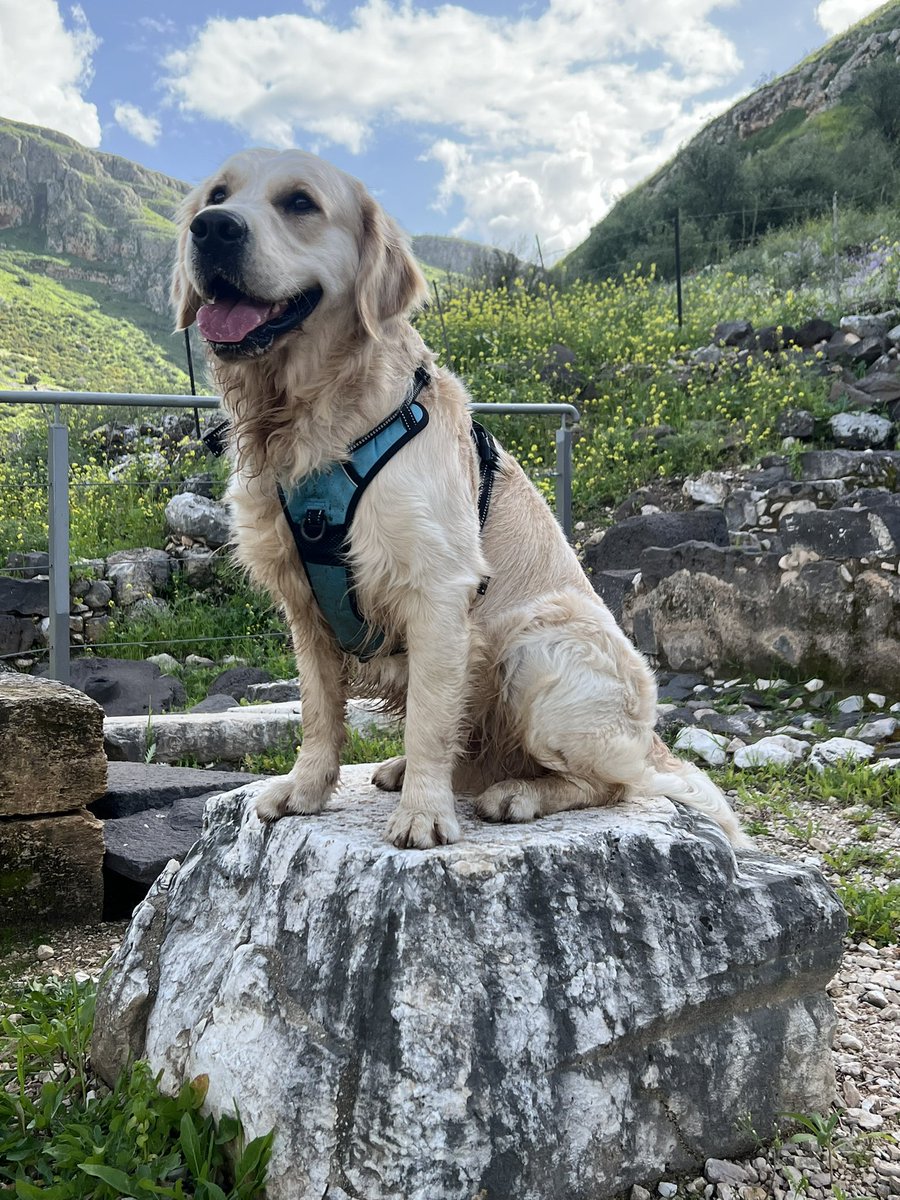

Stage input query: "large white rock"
[
  {"left": 673, "top": 726, "right": 729, "bottom": 766},
  {"left": 733, "top": 735, "right": 809, "bottom": 769},
  {"left": 93, "top": 766, "right": 844, "bottom": 1200},
  {"left": 809, "top": 737, "right": 874, "bottom": 772}
]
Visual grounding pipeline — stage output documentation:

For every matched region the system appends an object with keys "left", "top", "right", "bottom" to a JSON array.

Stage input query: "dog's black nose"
[{"left": 190, "top": 208, "right": 248, "bottom": 248}]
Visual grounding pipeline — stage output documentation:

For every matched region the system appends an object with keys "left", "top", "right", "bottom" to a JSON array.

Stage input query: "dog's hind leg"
[
  {"left": 477, "top": 602, "right": 750, "bottom": 847},
  {"left": 476, "top": 774, "right": 623, "bottom": 823},
  {"left": 372, "top": 756, "right": 405, "bottom": 792}
]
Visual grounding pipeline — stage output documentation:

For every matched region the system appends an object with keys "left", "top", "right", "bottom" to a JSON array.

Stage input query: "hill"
[
  {"left": 563, "top": 0, "right": 900, "bottom": 281},
  {"left": 0, "top": 117, "right": 499, "bottom": 394}
]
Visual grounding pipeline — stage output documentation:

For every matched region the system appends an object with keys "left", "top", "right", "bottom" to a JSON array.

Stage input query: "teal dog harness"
[
  {"left": 276, "top": 367, "right": 499, "bottom": 661},
  {"left": 203, "top": 367, "right": 499, "bottom": 661}
]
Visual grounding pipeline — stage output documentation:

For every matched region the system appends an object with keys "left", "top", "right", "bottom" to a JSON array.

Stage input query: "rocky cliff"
[
  {"left": 700, "top": 17, "right": 900, "bottom": 146},
  {"left": 0, "top": 118, "right": 189, "bottom": 317}
]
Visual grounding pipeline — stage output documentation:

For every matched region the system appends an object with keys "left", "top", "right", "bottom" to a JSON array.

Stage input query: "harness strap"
[{"left": 206, "top": 368, "right": 502, "bottom": 659}]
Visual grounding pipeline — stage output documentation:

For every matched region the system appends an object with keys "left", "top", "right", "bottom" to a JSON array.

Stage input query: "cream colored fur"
[{"left": 173, "top": 148, "right": 752, "bottom": 851}]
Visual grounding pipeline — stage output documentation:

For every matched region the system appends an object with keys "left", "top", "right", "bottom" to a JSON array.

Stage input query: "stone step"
[{"left": 103, "top": 699, "right": 399, "bottom": 765}]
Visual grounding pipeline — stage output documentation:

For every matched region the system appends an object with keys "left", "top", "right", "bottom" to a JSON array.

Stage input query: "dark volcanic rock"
[
  {"left": 583, "top": 511, "right": 729, "bottom": 573},
  {"left": 91, "top": 760, "right": 264, "bottom": 820},
  {"left": 792, "top": 318, "right": 835, "bottom": 348},
  {"left": 591, "top": 569, "right": 639, "bottom": 621},
  {"left": 207, "top": 666, "right": 275, "bottom": 700},
  {"left": 0, "top": 576, "right": 49, "bottom": 617},
  {"left": 37, "top": 657, "right": 186, "bottom": 717},
  {"left": 103, "top": 795, "right": 209, "bottom": 885},
  {"left": 776, "top": 409, "right": 815, "bottom": 439},
  {"left": 639, "top": 542, "right": 771, "bottom": 591},
  {"left": 781, "top": 508, "right": 897, "bottom": 560}
]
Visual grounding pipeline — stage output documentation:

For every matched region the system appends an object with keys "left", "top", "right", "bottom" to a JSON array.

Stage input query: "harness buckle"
[{"left": 302, "top": 508, "right": 327, "bottom": 542}]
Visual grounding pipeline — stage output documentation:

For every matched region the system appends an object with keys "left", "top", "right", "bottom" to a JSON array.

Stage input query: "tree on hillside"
[{"left": 852, "top": 57, "right": 900, "bottom": 147}]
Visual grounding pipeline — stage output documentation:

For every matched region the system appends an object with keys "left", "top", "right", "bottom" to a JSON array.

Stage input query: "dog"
[{"left": 172, "top": 148, "right": 751, "bottom": 852}]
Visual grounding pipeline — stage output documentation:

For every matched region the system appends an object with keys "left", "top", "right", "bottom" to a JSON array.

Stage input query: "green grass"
[
  {"left": 0, "top": 978, "right": 272, "bottom": 1198},
  {"left": 97, "top": 569, "right": 293, "bottom": 669},
  {"left": 242, "top": 726, "right": 404, "bottom": 776},
  {"left": 705, "top": 759, "right": 900, "bottom": 945}
]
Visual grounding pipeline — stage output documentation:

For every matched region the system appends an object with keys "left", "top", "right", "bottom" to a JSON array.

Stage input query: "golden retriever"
[{"left": 172, "top": 148, "right": 750, "bottom": 851}]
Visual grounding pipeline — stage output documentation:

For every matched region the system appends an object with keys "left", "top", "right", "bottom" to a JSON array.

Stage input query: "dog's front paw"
[
  {"left": 384, "top": 805, "right": 460, "bottom": 849},
  {"left": 475, "top": 780, "right": 541, "bottom": 824},
  {"left": 255, "top": 774, "right": 331, "bottom": 823},
  {"left": 372, "top": 756, "right": 406, "bottom": 792}
]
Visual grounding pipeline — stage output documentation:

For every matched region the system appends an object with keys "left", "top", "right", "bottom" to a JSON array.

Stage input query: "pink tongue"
[{"left": 197, "top": 298, "right": 282, "bottom": 343}]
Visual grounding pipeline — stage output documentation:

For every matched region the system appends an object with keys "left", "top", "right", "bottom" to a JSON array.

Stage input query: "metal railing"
[{"left": 0, "top": 390, "right": 579, "bottom": 683}]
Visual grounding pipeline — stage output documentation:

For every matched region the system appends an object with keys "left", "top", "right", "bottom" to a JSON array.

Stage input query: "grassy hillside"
[
  {"left": 563, "top": 1, "right": 900, "bottom": 281},
  {"left": 0, "top": 248, "right": 190, "bottom": 395}
]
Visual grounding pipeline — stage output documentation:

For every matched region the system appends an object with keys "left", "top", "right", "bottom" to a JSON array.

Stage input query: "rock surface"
[
  {"left": 0, "top": 674, "right": 106, "bottom": 815},
  {"left": 1, "top": 808, "right": 104, "bottom": 924},
  {"left": 93, "top": 766, "right": 845, "bottom": 1200}
]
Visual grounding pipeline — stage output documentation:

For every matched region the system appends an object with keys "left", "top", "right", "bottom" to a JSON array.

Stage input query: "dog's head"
[{"left": 172, "top": 148, "right": 428, "bottom": 360}]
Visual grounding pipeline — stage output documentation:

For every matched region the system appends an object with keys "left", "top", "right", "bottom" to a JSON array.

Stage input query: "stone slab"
[
  {"left": 0, "top": 674, "right": 106, "bottom": 816},
  {"left": 103, "top": 699, "right": 399, "bottom": 764},
  {"left": 91, "top": 761, "right": 266, "bottom": 820},
  {"left": 103, "top": 795, "right": 209, "bottom": 885},
  {"left": 93, "top": 765, "right": 845, "bottom": 1200},
  {"left": 0, "top": 808, "right": 103, "bottom": 925}
]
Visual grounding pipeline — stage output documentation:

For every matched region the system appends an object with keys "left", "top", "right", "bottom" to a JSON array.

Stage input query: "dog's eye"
[
  {"left": 208, "top": 187, "right": 227, "bottom": 205},
  {"left": 284, "top": 191, "right": 317, "bottom": 215}
]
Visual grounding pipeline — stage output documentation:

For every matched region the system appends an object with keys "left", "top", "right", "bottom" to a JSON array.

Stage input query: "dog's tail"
[{"left": 642, "top": 734, "right": 754, "bottom": 850}]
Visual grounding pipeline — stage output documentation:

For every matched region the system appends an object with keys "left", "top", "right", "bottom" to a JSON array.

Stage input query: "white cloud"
[
  {"left": 815, "top": 0, "right": 883, "bottom": 35},
  {"left": 113, "top": 101, "right": 162, "bottom": 146},
  {"left": 162, "top": 1, "right": 744, "bottom": 256},
  {"left": 0, "top": 0, "right": 100, "bottom": 146}
]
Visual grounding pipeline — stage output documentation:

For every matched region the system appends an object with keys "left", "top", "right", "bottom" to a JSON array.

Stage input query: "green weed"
[{"left": 0, "top": 978, "right": 272, "bottom": 1198}]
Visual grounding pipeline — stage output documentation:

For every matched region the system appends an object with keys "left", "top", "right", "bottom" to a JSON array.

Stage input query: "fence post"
[
  {"left": 674, "top": 207, "right": 683, "bottom": 328},
  {"left": 832, "top": 191, "right": 841, "bottom": 312},
  {"left": 555, "top": 415, "right": 573, "bottom": 540},
  {"left": 48, "top": 405, "right": 70, "bottom": 684}
]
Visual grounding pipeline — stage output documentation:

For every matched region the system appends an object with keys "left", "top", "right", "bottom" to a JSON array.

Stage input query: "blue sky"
[{"left": 0, "top": 0, "right": 887, "bottom": 259}]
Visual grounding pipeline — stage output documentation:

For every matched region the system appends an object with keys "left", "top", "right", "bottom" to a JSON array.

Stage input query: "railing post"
[
  {"left": 555, "top": 415, "right": 573, "bottom": 540},
  {"left": 48, "top": 405, "right": 70, "bottom": 683}
]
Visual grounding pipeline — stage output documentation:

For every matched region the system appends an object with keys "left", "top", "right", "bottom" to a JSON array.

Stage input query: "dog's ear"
[
  {"left": 171, "top": 192, "right": 203, "bottom": 332},
  {"left": 355, "top": 190, "right": 428, "bottom": 339}
]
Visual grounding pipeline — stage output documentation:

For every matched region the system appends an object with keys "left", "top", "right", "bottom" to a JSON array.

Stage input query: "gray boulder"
[
  {"left": 0, "top": 575, "right": 49, "bottom": 616},
  {"left": 38, "top": 656, "right": 186, "bottom": 717},
  {"left": 92, "top": 767, "right": 844, "bottom": 1200},
  {"left": 781, "top": 508, "right": 896, "bottom": 560},
  {"left": 840, "top": 312, "right": 899, "bottom": 340},
  {"left": 584, "top": 511, "right": 729, "bottom": 573},
  {"left": 106, "top": 548, "right": 171, "bottom": 608},
  {"left": 828, "top": 412, "right": 893, "bottom": 449},
  {"left": 165, "top": 492, "right": 230, "bottom": 549},
  {"left": 208, "top": 666, "right": 274, "bottom": 700},
  {"left": 798, "top": 449, "right": 900, "bottom": 483}
]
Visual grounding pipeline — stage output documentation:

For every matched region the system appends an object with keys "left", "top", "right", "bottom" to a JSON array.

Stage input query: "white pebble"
[
  {"left": 36, "top": 944, "right": 55, "bottom": 962},
  {"left": 658, "top": 1183, "right": 678, "bottom": 1198}
]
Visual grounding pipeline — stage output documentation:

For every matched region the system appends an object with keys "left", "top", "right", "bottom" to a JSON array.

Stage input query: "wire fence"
[{"left": 0, "top": 390, "right": 579, "bottom": 681}]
